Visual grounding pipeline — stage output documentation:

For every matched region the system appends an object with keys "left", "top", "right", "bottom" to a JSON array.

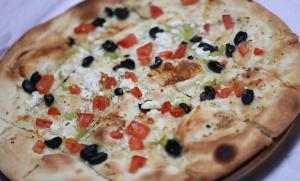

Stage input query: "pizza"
[{"left": 1, "top": 0, "right": 300, "bottom": 180}]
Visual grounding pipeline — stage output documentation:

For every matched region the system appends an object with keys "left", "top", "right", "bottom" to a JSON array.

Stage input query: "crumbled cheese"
[
  {"left": 141, "top": 100, "right": 161, "bottom": 110},
  {"left": 25, "top": 91, "right": 43, "bottom": 108},
  {"left": 50, "top": 123, "right": 61, "bottom": 134},
  {"left": 81, "top": 89, "right": 93, "bottom": 100},
  {"left": 195, "top": 47, "right": 210, "bottom": 58},
  {"left": 167, "top": 19, "right": 183, "bottom": 27},
  {"left": 155, "top": 32, "right": 173, "bottom": 51},
  {"left": 83, "top": 72, "right": 100, "bottom": 92},
  {"left": 119, "top": 79, "right": 135, "bottom": 90},
  {"left": 62, "top": 119, "right": 78, "bottom": 138}
]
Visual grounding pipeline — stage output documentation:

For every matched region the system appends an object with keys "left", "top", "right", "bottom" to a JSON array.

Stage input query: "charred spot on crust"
[{"left": 214, "top": 144, "right": 236, "bottom": 163}]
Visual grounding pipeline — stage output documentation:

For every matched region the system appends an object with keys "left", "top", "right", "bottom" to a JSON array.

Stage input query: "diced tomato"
[
  {"left": 181, "top": 0, "right": 199, "bottom": 5},
  {"left": 92, "top": 96, "right": 110, "bottom": 111},
  {"left": 219, "top": 59, "right": 228, "bottom": 65},
  {"left": 47, "top": 106, "right": 60, "bottom": 116},
  {"left": 161, "top": 101, "right": 172, "bottom": 114},
  {"left": 130, "top": 87, "right": 143, "bottom": 99},
  {"left": 74, "top": 23, "right": 96, "bottom": 34},
  {"left": 32, "top": 140, "right": 46, "bottom": 154},
  {"left": 100, "top": 72, "right": 108, "bottom": 84},
  {"left": 172, "top": 43, "right": 187, "bottom": 59},
  {"left": 129, "top": 155, "right": 147, "bottom": 173},
  {"left": 163, "top": 62, "right": 174, "bottom": 71},
  {"left": 150, "top": 5, "right": 164, "bottom": 18},
  {"left": 77, "top": 113, "right": 94, "bottom": 128},
  {"left": 129, "top": 137, "right": 144, "bottom": 150},
  {"left": 238, "top": 42, "right": 249, "bottom": 57},
  {"left": 217, "top": 87, "right": 233, "bottom": 99},
  {"left": 222, "top": 15, "right": 234, "bottom": 30},
  {"left": 159, "top": 51, "right": 173, "bottom": 59},
  {"left": 170, "top": 107, "right": 186, "bottom": 117},
  {"left": 35, "top": 74, "right": 54, "bottom": 94},
  {"left": 65, "top": 138, "right": 86, "bottom": 153},
  {"left": 137, "top": 43, "right": 153, "bottom": 65},
  {"left": 254, "top": 48, "right": 264, "bottom": 56},
  {"left": 36, "top": 118, "right": 52, "bottom": 128},
  {"left": 125, "top": 72, "right": 138, "bottom": 82},
  {"left": 110, "top": 130, "right": 124, "bottom": 139},
  {"left": 105, "top": 77, "right": 117, "bottom": 89},
  {"left": 232, "top": 82, "right": 244, "bottom": 97},
  {"left": 204, "top": 23, "right": 211, "bottom": 32},
  {"left": 117, "top": 34, "right": 139, "bottom": 48},
  {"left": 69, "top": 84, "right": 81, "bottom": 94},
  {"left": 126, "top": 121, "right": 150, "bottom": 140}
]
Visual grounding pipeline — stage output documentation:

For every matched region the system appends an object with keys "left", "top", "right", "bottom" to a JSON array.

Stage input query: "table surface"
[{"left": 0, "top": 1, "right": 300, "bottom": 180}]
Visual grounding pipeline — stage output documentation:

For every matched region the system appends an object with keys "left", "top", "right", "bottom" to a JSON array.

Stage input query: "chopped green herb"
[
  {"left": 149, "top": 135, "right": 168, "bottom": 147},
  {"left": 201, "top": 79, "right": 218, "bottom": 88},
  {"left": 210, "top": 45, "right": 226, "bottom": 57},
  {"left": 104, "top": 52, "right": 120, "bottom": 60},
  {"left": 76, "top": 128, "right": 88, "bottom": 140},
  {"left": 58, "top": 72, "right": 64, "bottom": 81},
  {"left": 64, "top": 112, "right": 77, "bottom": 120},
  {"left": 61, "top": 84, "right": 69, "bottom": 91},
  {"left": 67, "top": 47, "right": 79, "bottom": 57},
  {"left": 183, "top": 24, "right": 194, "bottom": 41}
]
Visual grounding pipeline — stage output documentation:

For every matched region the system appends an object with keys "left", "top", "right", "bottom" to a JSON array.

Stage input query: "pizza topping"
[
  {"left": 203, "top": 23, "right": 211, "bottom": 32},
  {"left": 114, "top": 88, "right": 124, "bottom": 96},
  {"left": 32, "top": 140, "right": 46, "bottom": 154},
  {"left": 241, "top": 89, "right": 254, "bottom": 105},
  {"left": 104, "top": 7, "right": 114, "bottom": 17},
  {"left": 110, "top": 130, "right": 124, "bottom": 139},
  {"left": 93, "top": 96, "right": 110, "bottom": 110},
  {"left": 150, "top": 5, "right": 164, "bottom": 18},
  {"left": 149, "top": 27, "right": 164, "bottom": 39},
  {"left": 125, "top": 71, "right": 138, "bottom": 82},
  {"left": 150, "top": 56, "right": 163, "bottom": 69},
  {"left": 35, "top": 74, "right": 54, "bottom": 94},
  {"left": 92, "top": 17, "right": 106, "bottom": 27},
  {"left": 200, "top": 86, "right": 216, "bottom": 101},
  {"left": 113, "top": 58, "right": 136, "bottom": 71},
  {"left": 115, "top": 7, "right": 130, "bottom": 20},
  {"left": 102, "top": 40, "right": 118, "bottom": 52},
  {"left": 129, "top": 155, "right": 147, "bottom": 173},
  {"left": 67, "top": 37, "right": 76, "bottom": 47},
  {"left": 165, "top": 139, "right": 182, "bottom": 157},
  {"left": 187, "top": 55, "right": 194, "bottom": 60},
  {"left": 214, "top": 144, "right": 236, "bottom": 163},
  {"left": 225, "top": 43, "right": 236, "bottom": 57},
  {"left": 69, "top": 84, "right": 81, "bottom": 94},
  {"left": 163, "top": 62, "right": 175, "bottom": 71},
  {"left": 161, "top": 101, "right": 172, "bottom": 114},
  {"left": 181, "top": 0, "right": 199, "bottom": 5},
  {"left": 172, "top": 42, "right": 188, "bottom": 59},
  {"left": 234, "top": 31, "right": 248, "bottom": 45},
  {"left": 44, "top": 137, "right": 62, "bottom": 149},
  {"left": 179, "top": 103, "right": 192, "bottom": 113},
  {"left": 30, "top": 72, "right": 42, "bottom": 85},
  {"left": 36, "top": 118, "right": 52, "bottom": 128},
  {"left": 222, "top": 15, "right": 234, "bottom": 30},
  {"left": 130, "top": 87, "right": 143, "bottom": 99},
  {"left": 74, "top": 23, "right": 96, "bottom": 34},
  {"left": 137, "top": 42, "right": 153, "bottom": 65},
  {"left": 87, "top": 152, "right": 108, "bottom": 165},
  {"left": 44, "top": 94, "right": 55, "bottom": 107},
  {"left": 65, "top": 138, "right": 86, "bottom": 153},
  {"left": 208, "top": 60, "right": 225, "bottom": 73},
  {"left": 80, "top": 144, "right": 98, "bottom": 160},
  {"left": 78, "top": 113, "right": 94, "bottom": 128},
  {"left": 199, "top": 42, "right": 217, "bottom": 52},
  {"left": 47, "top": 106, "right": 60, "bottom": 116},
  {"left": 216, "top": 87, "right": 233, "bottom": 99},
  {"left": 170, "top": 106, "right": 186, "bottom": 117},
  {"left": 160, "top": 51, "right": 173, "bottom": 59},
  {"left": 232, "top": 82, "right": 244, "bottom": 97},
  {"left": 126, "top": 121, "right": 150, "bottom": 140},
  {"left": 129, "top": 137, "right": 145, "bottom": 150},
  {"left": 22, "top": 80, "right": 36, "bottom": 94},
  {"left": 254, "top": 48, "right": 265, "bottom": 56},
  {"left": 81, "top": 56, "right": 95, "bottom": 67},
  {"left": 117, "top": 34, "right": 139, "bottom": 49},
  {"left": 139, "top": 100, "right": 161, "bottom": 110},
  {"left": 190, "top": 35, "right": 202, "bottom": 43},
  {"left": 238, "top": 42, "right": 249, "bottom": 57}
]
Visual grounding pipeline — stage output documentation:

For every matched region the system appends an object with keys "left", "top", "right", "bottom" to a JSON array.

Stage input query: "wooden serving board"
[{"left": 1, "top": 115, "right": 300, "bottom": 181}]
